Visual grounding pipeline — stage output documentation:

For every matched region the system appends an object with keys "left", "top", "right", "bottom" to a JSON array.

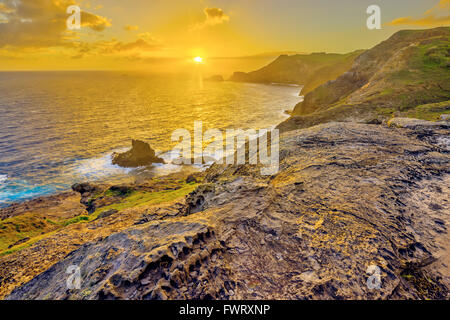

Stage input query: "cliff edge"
[{"left": 5, "top": 121, "right": 449, "bottom": 300}]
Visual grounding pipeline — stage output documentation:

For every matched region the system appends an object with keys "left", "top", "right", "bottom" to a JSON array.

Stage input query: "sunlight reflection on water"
[{"left": 0, "top": 71, "right": 303, "bottom": 206}]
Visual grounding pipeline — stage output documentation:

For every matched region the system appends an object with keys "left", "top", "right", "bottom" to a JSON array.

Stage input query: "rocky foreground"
[{"left": 2, "top": 119, "right": 449, "bottom": 300}]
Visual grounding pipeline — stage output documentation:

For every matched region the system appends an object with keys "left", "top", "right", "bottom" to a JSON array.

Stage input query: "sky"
[{"left": 0, "top": 0, "right": 448, "bottom": 72}]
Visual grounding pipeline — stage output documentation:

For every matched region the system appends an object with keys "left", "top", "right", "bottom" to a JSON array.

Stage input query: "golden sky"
[{"left": 0, "top": 0, "right": 448, "bottom": 72}]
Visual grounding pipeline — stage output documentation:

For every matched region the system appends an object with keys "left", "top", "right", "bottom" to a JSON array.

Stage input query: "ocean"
[{"left": 0, "top": 71, "right": 302, "bottom": 207}]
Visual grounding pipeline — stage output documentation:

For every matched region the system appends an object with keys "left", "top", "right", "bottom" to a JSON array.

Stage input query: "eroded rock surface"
[{"left": 5, "top": 122, "right": 449, "bottom": 300}]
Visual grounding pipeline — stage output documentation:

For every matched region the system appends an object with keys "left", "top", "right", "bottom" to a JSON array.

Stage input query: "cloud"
[
  {"left": 427, "top": 0, "right": 450, "bottom": 13},
  {"left": 387, "top": 15, "right": 450, "bottom": 27},
  {"left": 192, "top": 7, "right": 230, "bottom": 30},
  {"left": 0, "top": 0, "right": 165, "bottom": 63},
  {"left": 105, "top": 32, "right": 162, "bottom": 53},
  {"left": 124, "top": 25, "right": 139, "bottom": 31},
  {"left": 0, "top": 0, "right": 111, "bottom": 48},
  {"left": 387, "top": 0, "right": 450, "bottom": 27},
  {"left": 70, "top": 33, "right": 163, "bottom": 58}
]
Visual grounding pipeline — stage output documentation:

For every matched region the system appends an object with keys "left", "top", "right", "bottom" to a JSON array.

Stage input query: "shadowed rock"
[{"left": 112, "top": 140, "right": 164, "bottom": 168}]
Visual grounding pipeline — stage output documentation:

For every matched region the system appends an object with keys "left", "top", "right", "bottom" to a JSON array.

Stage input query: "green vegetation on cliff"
[
  {"left": 230, "top": 51, "right": 362, "bottom": 92},
  {"left": 88, "top": 182, "right": 198, "bottom": 220}
]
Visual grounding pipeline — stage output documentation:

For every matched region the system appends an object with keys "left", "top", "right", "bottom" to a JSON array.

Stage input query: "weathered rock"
[
  {"left": 71, "top": 182, "right": 106, "bottom": 213},
  {"left": 6, "top": 122, "right": 449, "bottom": 300},
  {"left": 186, "top": 173, "right": 204, "bottom": 184},
  {"left": 108, "top": 185, "right": 132, "bottom": 196},
  {"left": 71, "top": 182, "right": 98, "bottom": 195},
  {"left": 112, "top": 140, "right": 164, "bottom": 168}
]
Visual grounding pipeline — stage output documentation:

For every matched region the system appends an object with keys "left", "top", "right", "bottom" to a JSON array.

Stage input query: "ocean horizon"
[{"left": 0, "top": 71, "right": 302, "bottom": 207}]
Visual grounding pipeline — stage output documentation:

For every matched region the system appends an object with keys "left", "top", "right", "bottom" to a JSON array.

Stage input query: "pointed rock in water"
[{"left": 112, "top": 139, "right": 164, "bottom": 168}]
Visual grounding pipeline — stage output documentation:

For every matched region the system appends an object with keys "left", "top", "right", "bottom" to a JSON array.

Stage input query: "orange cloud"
[
  {"left": 107, "top": 38, "right": 162, "bottom": 53},
  {"left": 192, "top": 7, "right": 230, "bottom": 30},
  {"left": 388, "top": 15, "right": 450, "bottom": 27},
  {"left": 70, "top": 32, "right": 164, "bottom": 59},
  {"left": 0, "top": 2, "right": 14, "bottom": 14},
  {"left": 388, "top": 0, "right": 450, "bottom": 27},
  {"left": 81, "top": 10, "right": 111, "bottom": 31}
]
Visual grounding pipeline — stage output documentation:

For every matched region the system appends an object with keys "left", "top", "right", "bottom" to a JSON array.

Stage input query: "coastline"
[
  {"left": 0, "top": 26, "right": 449, "bottom": 300},
  {"left": 1, "top": 119, "right": 448, "bottom": 299}
]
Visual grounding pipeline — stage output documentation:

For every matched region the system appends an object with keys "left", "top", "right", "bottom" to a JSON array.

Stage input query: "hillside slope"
[
  {"left": 279, "top": 27, "right": 450, "bottom": 131},
  {"left": 230, "top": 51, "right": 362, "bottom": 92}
]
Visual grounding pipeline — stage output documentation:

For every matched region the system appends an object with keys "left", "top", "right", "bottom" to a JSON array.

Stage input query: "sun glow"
[{"left": 194, "top": 56, "right": 203, "bottom": 63}]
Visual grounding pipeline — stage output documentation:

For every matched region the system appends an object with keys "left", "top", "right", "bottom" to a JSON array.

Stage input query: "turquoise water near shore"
[{"left": 0, "top": 71, "right": 302, "bottom": 207}]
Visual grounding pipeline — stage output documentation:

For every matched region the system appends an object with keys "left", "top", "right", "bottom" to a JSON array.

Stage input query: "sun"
[{"left": 194, "top": 56, "right": 203, "bottom": 63}]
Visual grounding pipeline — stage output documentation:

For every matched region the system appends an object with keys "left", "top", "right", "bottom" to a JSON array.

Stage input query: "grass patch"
[
  {"left": 411, "top": 37, "right": 450, "bottom": 72},
  {"left": 61, "top": 215, "right": 89, "bottom": 227},
  {"left": 0, "top": 230, "right": 59, "bottom": 257},
  {"left": 376, "top": 106, "right": 397, "bottom": 118},
  {"left": 382, "top": 36, "right": 450, "bottom": 111}
]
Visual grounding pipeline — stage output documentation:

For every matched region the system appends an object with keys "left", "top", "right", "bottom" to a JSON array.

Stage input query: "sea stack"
[{"left": 112, "top": 139, "right": 164, "bottom": 168}]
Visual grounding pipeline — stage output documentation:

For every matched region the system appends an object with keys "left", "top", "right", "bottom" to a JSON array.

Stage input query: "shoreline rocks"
[
  {"left": 112, "top": 140, "right": 164, "bottom": 168},
  {"left": 204, "top": 75, "right": 224, "bottom": 82}
]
